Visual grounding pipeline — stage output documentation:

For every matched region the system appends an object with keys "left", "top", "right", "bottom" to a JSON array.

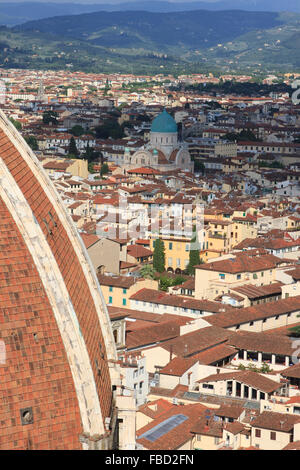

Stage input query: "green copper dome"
[{"left": 151, "top": 109, "right": 177, "bottom": 134}]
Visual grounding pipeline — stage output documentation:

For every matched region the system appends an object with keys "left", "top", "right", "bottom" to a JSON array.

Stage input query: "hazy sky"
[{"left": 1, "top": 0, "right": 220, "bottom": 3}]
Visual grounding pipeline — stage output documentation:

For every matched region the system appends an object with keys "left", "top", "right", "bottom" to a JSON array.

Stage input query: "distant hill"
[
  {"left": 15, "top": 10, "right": 282, "bottom": 50},
  {"left": 1, "top": 1, "right": 300, "bottom": 26},
  {"left": 1, "top": 9, "right": 300, "bottom": 74}
]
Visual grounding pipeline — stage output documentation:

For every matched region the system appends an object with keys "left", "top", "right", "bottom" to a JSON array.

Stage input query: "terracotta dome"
[{"left": 0, "top": 111, "right": 118, "bottom": 450}]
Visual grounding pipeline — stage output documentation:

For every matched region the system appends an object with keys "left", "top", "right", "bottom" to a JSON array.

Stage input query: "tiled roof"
[
  {"left": 127, "top": 167, "right": 160, "bottom": 175},
  {"left": 173, "top": 278, "right": 195, "bottom": 291},
  {"left": 190, "top": 414, "right": 223, "bottom": 438},
  {"left": 108, "top": 305, "right": 192, "bottom": 324},
  {"left": 43, "top": 161, "right": 70, "bottom": 171},
  {"left": 97, "top": 274, "right": 136, "bottom": 288},
  {"left": 286, "top": 267, "right": 300, "bottom": 281},
  {"left": 160, "top": 326, "right": 232, "bottom": 358},
  {"left": 80, "top": 233, "right": 99, "bottom": 248},
  {"left": 281, "top": 362, "right": 300, "bottom": 379},
  {"left": 126, "top": 320, "right": 180, "bottom": 350},
  {"left": 120, "top": 261, "right": 137, "bottom": 269},
  {"left": 138, "top": 399, "right": 174, "bottom": 419},
  {"left": 198, "top": 370, "right": 283, "bottom": 394},
  {"left": 215, "top": 404, "right": 244, "bottom": 420},
  {"left": 206, "top": 296, "right": 300, "bottom": 328},
  {"left": 193, "top": 343, "right": 237, "bottom": 365},
  {"left": 261, "top": 320, "right": 300, "bottom": 337},
  {"left": 159, "top": 357, "right": 197, "bottom": 377},
  {"left": 227, "top": 330, "right": 295, "bottom": 356},
  {"left": 283, "top": 441, "right": 300, "bottom": 450},
  {"left": 196, "top": 253, "right": 280, "bottom": 274},
  {"left": 231, "top": 282, "right": 283, "bottom": 300},
  {"left": 224, "top": 421, "right": 246, "bottom": 435},
  {"left": 136, "top": 403, "right": 208, "bottom": 450},
  {"left": 130, "top": 288, "right": 233, "bottom": 313},
  {"left": 252, "top": 411, "right": 300, "bottom": 432},
  {"left": 127, "top": 244, "right": 153, "bottom": 258}
]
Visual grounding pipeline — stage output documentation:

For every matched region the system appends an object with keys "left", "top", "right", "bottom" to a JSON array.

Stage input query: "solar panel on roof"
[{"left": 139, "top": 414, "right": 188, "bottom": 442}]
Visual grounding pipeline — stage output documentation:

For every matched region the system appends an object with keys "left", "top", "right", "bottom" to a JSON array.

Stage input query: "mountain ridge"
[
  {"left": 1, "top": 9, "right": 300, "bottom": 74},
  {"left": 1, "top": 1, "right": 300, "bottom": 26},
  {"left": 15, "top": 9, "right": 283, "bottom": 50}
]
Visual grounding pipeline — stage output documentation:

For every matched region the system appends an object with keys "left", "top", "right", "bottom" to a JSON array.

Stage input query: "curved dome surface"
[
  {"left": 0, "top": 111, "right": 117, "bottom": 450},
  {"left": 151, "top": 109, "right": 177, "bottom": 134}
]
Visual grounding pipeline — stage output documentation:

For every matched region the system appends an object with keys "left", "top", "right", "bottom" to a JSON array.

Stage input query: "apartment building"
[
  {"left": 98, "top": 275, "right": 158, "bottom": 308},
  {"left": 194, "top": 253, "right": 279, "bottom": 300}
]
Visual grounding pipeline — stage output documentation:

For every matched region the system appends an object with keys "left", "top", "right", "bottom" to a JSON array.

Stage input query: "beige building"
[
  {"left": 81, "top": 234, "right": 121, "bottom": 274},
  {"left": 98, "top": 275, "right": 158, "bottom": 308},
  {"left": 195, "top": 370, "right": 285, "bottom": 402},
  {"left": 43, "top": 157, "right": 89, "bottom": 178},
  {"left": 250, "top": 412, "right": 300, "bottom": 450},
  {"left": 206, "top": 295, "right": 300, "bottom": 334},
  {"left": 195, "top": 253, "right": 279, "bottom": 300}
]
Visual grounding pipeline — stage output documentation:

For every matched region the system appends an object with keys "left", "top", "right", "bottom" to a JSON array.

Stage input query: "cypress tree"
[
  {"left": 187, "top": 226, "right": 202, "bottom": 275},
  {"left": 84, "top": 143, "right": 93, "bottom": 163},
  {"left": 100, "top": 163, "right": 109, "bottom": 177},
  {"left": 68, "top": 136, "right": 79, "bottom": 157},
  {"left": 153, "top": 238, "right": 165, "bottom": 273}
]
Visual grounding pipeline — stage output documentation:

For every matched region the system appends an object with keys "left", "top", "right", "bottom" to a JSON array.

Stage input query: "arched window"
[{"left": 113, "top": 329, "right": 118, "bottom": 344}]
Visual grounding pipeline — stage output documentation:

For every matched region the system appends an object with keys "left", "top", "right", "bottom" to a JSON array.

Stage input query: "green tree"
[
  {"left": 9, "top": 117, "right": 22, "bottom": 130},
  {"left": 140, "top": 264, "right": 156, "bottom": 280},
  {"left": 222, "top": 132, "right": 238, "bottom": 142},
  {"left": 42, "top": 110, "right": 58, "bottom": 125},
  {"left": 94, "top": 119, "right": 124, "bottom": 139},
  {"left": 88, "top": 162, "right": 95, "bottom": 173},
  {"left": 25, "top": 135, "right": 38, "bottom": 150},
  {"left": 84, "top": 143, "right": 94, "bottom": 163},
  {"left": 153, "top": 238, "right": 165, "bottom": 273},
  {"left": 222, "top": 129, "right": 257, "bottom": 143},
  {"left": 100, "top": 163, "right": 109, "bottom": 177},
  {"left": 159, "top": 275, "right": 186, "bottom": 291},
  {"left": 70, "top": 125, "right": 84, "bottom": 137},
  {"left": 186, "top": 226, "right": 203, "bottom": 275},
  {"left": 173, "top": 275, "right": 186, "bottom": 285},
  {"left": 238, "top": 129, "right": 257, "bottom": 142},
  {"left": 194, "top": 160, "right": 205, "bottom": 174},
  {"left": 259, "top": 160, "right": 284, "bottom": 169},
  {"left": 260, "top": 363, "right": 273, "bottom": 374},
  {"left": 289, "top": 315, "right": 300, "bottom": 337},
  {"left": 68, "top": 136, "right": 79, "bottom": 157},
  {"left": 159, "top": 276, "right": 174, "bottom": 291}
]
